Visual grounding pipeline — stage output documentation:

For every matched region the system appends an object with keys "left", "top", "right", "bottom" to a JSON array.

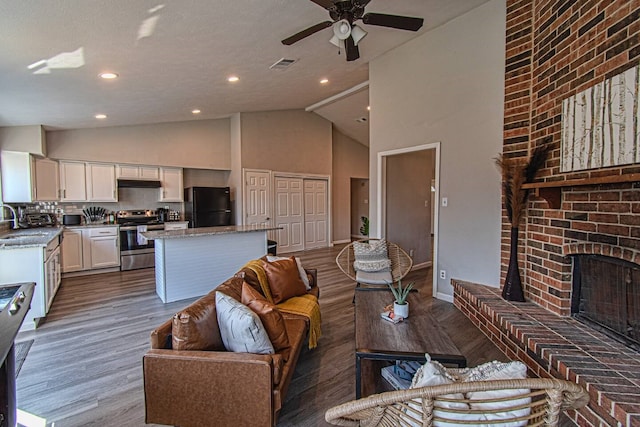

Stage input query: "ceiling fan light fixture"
[
  {"left": 351, "top": 25, "right": 367, "bottom": 46},
  {"left": 333, "top": 19, "right": 351, "bottom": 40},
  {"left": 329, "top": 34, "right": 344, "bottom": 49}
]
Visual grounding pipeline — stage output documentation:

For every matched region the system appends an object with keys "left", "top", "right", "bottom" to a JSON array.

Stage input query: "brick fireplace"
[{"left": 454, "top": 1, "right": 640, "bottom": 426}]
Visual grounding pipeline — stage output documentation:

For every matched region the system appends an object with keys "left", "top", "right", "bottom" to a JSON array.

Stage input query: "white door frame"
[{"left": 377, "top": 142, "right": 441, "bottom": 299}]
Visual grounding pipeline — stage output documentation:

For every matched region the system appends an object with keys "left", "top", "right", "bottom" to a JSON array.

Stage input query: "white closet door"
[
  {"left": 304, "top": 179, "right": 328, "bottom": 249},
  {"left": 274, "top": 177, "right": 304, "bottom": 253},
  {"left": 245, "top": 170, "right": 271, "bottom": 226}
]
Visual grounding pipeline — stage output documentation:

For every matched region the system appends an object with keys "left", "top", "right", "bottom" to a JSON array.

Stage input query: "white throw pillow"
[
  {"left": 215, "top": 292, "right": 274, "bottom": 354},
  {"left": 266, "top": 255, "right": 310, "bottom": 290},
  {"left": 408, "top": 354, "right": 484, "bottom": 427},
  {"left": 461, "top": 361, "right": 531, "bottom": 427},
  {"left": 352, "top": 239, "right": 392, "bottom": 272}
]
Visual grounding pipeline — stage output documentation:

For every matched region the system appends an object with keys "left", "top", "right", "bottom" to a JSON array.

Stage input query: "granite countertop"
[
  {"left": 0, "top": 227, "right": 64, "bottom": 249},
  {"left": 143, "top": 224, "right": 281, "bottom": 240}
]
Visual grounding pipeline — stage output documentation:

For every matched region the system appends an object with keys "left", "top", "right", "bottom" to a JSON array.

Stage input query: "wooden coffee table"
[{"left": 354, "top": 288, "right": 466, "bottom": 398}]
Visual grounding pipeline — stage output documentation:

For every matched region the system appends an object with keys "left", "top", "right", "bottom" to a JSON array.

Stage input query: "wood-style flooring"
[{"left": 15, "top": 244, "right": 506, "bottom": 426}]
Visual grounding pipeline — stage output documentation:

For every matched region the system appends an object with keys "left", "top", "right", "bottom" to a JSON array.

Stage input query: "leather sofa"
[{"left": 143, "top": 264, "right": 319, "bottom": 427}]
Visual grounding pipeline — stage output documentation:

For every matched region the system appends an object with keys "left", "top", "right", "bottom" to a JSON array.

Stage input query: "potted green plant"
[{"left": 388, "top": 280, "right": 414, "bottom": 319}]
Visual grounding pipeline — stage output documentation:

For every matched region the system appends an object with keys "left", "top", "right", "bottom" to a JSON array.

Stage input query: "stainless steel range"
[{"left": 116, "top": 210, "right": 163, "bottom": 271}]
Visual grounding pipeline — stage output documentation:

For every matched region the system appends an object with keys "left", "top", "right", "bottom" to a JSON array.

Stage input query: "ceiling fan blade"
[
  {"left": 362, "top": 13, "right": 424, "bottom": 31},
  {"left": 282, "top": 21, "right": 333, "bottom": 45},
  {"left": 344, "top": 36, "right": 360, "bottom": 62},
  {"left": 309, "top": 0, "right": 335, "bottom": 9}
]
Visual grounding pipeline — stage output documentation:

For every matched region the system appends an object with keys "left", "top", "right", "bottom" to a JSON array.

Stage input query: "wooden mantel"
[{"left": 522, "top": 173, "right": 640, "bottom": 209}]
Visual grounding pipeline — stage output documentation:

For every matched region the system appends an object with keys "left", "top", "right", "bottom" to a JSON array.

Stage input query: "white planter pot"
[{"left": 394, "top": 302, "right": 409, "bottom": 319}]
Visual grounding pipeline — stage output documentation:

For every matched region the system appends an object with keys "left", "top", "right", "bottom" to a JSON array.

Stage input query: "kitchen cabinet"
[
  {"left": 0, "top": 233, "right": 62, "bottom": 330},
  {"left": 59, "top": 161, "right": 87, "bottom": 201},
  {"left": 61, "top": 229, "right": 83, "bottom": 272},
  {"left": 86, "top": 227, "right": 119, "bottom": 269},
  {"left": 61, "top": 227, "right": 120, "bottom": 273},
  {"left": 159, "top": 167, "right": 183, "bottom": 202},
  {"left": 164, "top": 221, "right": 188, "bottom": 230},
  {"left": 117, "top": 165, "right": 160, "bottom": 180},
  {"left": 59, "top": 162, "right": 117, "bottom": 202},
  {"left": 0, "top": 151, "right": 59, "bottom": 202},
  {"left": 44, "top": 238, "right": 61, "bottom": 311},
  {"left": 86, "top": 163, "right": 117, "bottom": 202}
]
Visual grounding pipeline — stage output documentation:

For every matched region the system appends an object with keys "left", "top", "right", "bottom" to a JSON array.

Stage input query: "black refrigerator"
[{"left": 184, "top": 187, "right": 232, "bottom": 228}]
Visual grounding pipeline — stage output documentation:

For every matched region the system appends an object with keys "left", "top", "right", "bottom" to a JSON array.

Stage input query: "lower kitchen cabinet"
[
  {"left": 61, "top": 226, "right": 120, "bottom": 274},
  {"left": 0, "top": 234, "right": 62, "bottom": 330}
]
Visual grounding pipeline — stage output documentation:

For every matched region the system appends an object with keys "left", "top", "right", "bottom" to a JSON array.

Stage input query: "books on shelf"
[{"left": 381, "top": 360, "right": 423, "bottom": 390}]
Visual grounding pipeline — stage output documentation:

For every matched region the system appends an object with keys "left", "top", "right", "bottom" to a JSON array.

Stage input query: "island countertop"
[{"left": 142, "top": 224, "right": 281, "bottom": 240}]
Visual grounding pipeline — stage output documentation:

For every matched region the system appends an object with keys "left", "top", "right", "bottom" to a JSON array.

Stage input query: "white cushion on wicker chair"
[
  {"left": 352, "top": 239, "right": 392, "bottom": 272},
  {"left": 408, "top": 356, "right": 484, "bottom": 427},
  {"left": 355, "top": 270, "right": 393, "bottom": 285},
  {"left": 461, "top": 360, "right": 530, "bottom": 426}
]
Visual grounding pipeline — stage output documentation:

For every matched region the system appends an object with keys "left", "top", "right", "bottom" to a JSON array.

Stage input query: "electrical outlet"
[
  {"left": 439, "top": 270, "right": 446, "bottom": 280},
  {"left": 409, "top": 249, "right": 414, "bottom": 257}
]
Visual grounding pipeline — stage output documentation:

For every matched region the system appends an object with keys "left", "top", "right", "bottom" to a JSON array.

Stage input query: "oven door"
[{"left": 119, "top": 226, "right": 160, "bottom": 252}]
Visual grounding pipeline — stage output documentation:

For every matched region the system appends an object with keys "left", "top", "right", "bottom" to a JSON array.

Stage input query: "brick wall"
[{"left": 503, "top": 0, "right": 640, "bottom": 316}]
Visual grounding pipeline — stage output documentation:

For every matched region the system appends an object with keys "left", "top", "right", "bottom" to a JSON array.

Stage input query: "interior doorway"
[
  {"left": 377, "top": 142, "right": 440, "bottom": 295},
  {"left": 350, "top": 178, "right": 369, "bottom": 240}
]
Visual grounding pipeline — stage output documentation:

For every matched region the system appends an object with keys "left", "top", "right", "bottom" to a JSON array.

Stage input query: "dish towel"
[{"left": 137, "top": 225, "right": 148, "bottom": 245}]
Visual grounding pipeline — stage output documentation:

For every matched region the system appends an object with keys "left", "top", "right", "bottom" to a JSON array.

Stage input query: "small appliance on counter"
[
  {"left": 62, "top": 214, "right": 82, "bottom": 226},
  {"left": 18, "top": 212, "right": 57, "bottom": 228}
]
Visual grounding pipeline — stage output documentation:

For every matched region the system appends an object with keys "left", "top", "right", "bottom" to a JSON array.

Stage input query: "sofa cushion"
[
  {"left": 171, "top": 291, "right": 225, "bottom": 351},
  {"left": 241, "top": 282, "right": 291, "bottom": 361},
  {"left": 215, "top": 292, "right": 274, "bottom": 354},
  {"left": 273, "top": 317, "right": 308, "bottom": 413},
  {"left": 261, "top": 257, "right": 308, "bottom": 304},
  {"left": 216, "top": 275, "right": 245, "bottom": 302},
  {"left": 266, "top": 255, "right": 311, "bottom": 290}
]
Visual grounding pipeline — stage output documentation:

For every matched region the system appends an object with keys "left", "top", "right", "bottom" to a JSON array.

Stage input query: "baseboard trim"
[
  {"left": 435, "top": 292, "right": 454, "bottom": 303},
  {"left": 333, "top": 239, "right": 351, "bottom": 245},
  {"left": 62, "top": 266, "right": 123, "bottom": 278}
]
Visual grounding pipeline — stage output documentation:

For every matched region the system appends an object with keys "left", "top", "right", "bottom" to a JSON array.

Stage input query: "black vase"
[{"left": 502, "top": 227, "right": 525, "bottom": 302}]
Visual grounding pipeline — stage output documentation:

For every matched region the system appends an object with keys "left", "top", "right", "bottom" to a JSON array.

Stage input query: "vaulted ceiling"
[{"left": 0, "top": 0, "right": 490, "bottom": 145}]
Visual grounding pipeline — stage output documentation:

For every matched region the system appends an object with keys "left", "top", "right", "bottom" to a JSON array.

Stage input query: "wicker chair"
[
  {"left": 325, "top": 373, "right": 589, "bottom": 427},
  {"left": 336, "top": 239, "right": 413, "bottom": 287}
]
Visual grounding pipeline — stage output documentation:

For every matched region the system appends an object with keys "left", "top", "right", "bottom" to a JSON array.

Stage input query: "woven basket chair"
[
  {"left": 336, "top": 239, "right": 413, "bottom": 286},
  {"left": 325, "top": 373, "right": 589, "bottom": 427}
]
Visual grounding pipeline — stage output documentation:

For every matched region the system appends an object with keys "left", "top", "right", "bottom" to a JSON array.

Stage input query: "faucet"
[{"left": 0, "top": 203, "right": 19, "bottom": 229}]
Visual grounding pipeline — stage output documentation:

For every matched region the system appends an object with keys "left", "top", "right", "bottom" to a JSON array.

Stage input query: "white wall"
[
  {"left": 0, "top": 125, "right": 46, "bottom": 156},
  {"left": 369, "top": 0, "right": 506, "bottom": 298}
]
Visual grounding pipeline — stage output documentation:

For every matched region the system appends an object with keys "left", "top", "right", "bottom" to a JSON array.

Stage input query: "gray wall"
[
  {"left": 369, "top": 0, "right": 506, "bottom": 299},
  {"left": 240, "top": 110, "right": 332, "bottom": 175},
  {"left": 385, "top": 150, "right": 433, "bottom": 266},
  {"left": 332, "top": 128, "right": 369, "bottom": 243},
  {"left": 351, "top": 178, "right": 369, "bottom": 239},
  {"left": 46, "top": 119, "right": 231, "bottom": 169},
  {"left": 0, "top": 125, "right": 46, "bottom": 156}
]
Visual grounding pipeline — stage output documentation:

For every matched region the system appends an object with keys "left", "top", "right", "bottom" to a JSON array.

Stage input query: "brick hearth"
[{"left": 453, "top": 280, "right": 640, "bottom": 427}]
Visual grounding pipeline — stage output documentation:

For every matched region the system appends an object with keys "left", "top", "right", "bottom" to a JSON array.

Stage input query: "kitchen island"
[{"left": 142, "top": 225, "right": 281, "bottom": 303}]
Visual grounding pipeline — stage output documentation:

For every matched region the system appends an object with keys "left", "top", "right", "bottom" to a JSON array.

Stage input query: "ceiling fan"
[{"left": 282, "top": 0, "right": 424, "bottom": 61}]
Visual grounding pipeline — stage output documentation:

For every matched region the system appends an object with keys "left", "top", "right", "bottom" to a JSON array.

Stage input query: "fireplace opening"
[{"left": 571, "top": 254, "right": 640, "bottom": 351}]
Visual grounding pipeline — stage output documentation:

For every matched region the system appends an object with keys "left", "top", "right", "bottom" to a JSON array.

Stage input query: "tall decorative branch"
[{"left": 495, "top": 142, "right": 551, "bottom": 301}]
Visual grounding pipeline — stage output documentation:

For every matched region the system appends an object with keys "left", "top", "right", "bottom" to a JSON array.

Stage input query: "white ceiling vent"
[
  {"left": 270, "top": 58, "right": 297, "bottom": 70},
  {"left": 355, "top": 117, "right": 368, "bottom": 123}
]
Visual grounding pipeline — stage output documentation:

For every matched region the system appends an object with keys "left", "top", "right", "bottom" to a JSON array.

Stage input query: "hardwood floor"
[{"left": 15, "top": 244, "right": 506, "bottom": 427}]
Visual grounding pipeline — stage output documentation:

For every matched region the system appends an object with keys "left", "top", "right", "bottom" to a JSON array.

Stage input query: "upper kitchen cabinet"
[
  {"left": 59, "top": 161, "right": 87, "bottom": 201},
  {"left": 86, "top": 163, "right": 117, "bottom": 202},
  {"left": 117, "top": 165, "right": 160, "bottom": 180},
  {"left": 159, "top": 167, "right": 183, "bottom": 202},
  {"left": 1, "top": 151, "right": 59, "bottom": 202}
]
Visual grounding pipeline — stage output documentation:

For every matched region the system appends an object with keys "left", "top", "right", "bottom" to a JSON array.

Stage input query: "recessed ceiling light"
[
  {"left": 99, "top": 72, "right": 118, "bottom": 79},
  {"left": 95, "top": 114, "right": 107, "bottom": 119},
  {"left": 320, "top": 78, "right": 329, "bottom": 84},
  {"left": 227, "top": 76, "right": 239, "bottom": 83},
  {"left": 192, "top": 109, "right": 201, "bottom": 114}
]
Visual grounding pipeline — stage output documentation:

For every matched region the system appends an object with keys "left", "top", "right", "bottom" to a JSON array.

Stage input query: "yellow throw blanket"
[{"left": 242, "top": 260, "right": 322, "bottom": 349}]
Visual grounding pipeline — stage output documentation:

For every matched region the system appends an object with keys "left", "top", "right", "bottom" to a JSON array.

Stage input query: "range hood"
[{"left": 117, "top": 179, "right": 161, "bottom": 188}]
